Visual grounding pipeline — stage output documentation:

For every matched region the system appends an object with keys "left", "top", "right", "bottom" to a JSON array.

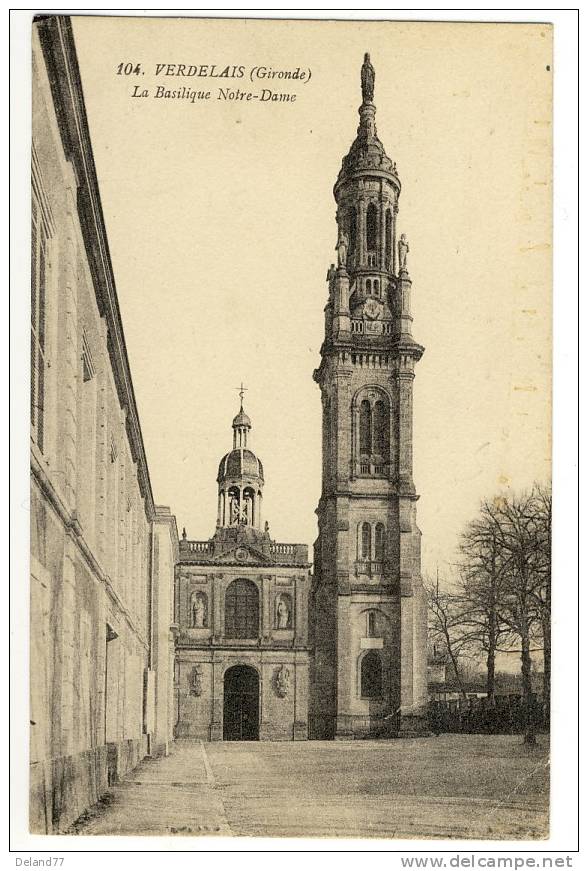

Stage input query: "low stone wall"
[{"left": 30, "top": 737, "right": 149, "bottom": 833}]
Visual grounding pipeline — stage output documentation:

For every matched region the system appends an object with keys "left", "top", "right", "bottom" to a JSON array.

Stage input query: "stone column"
[
  {"left": 379, "top": 195, "right": 387, "bottom": 270},
  {"left": 358, "top": 200, "right": 367, "bottom": 267},
  {"left": 392, "top": 203, "right": 399, "bottom": 275}
]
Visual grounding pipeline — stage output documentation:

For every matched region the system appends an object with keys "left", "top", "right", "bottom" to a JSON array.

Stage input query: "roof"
[{"left": 217, "top": 448, "right": 264, "bottom": 482}]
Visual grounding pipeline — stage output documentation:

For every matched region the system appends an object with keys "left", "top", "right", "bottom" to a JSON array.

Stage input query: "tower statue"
[
  {"left": 361, "top": 52, "right": 375, "bottom": 103},
  {"left": 336, "top": 230, "right": 349, "bottom": 268},
  {"left": 398, "top": 233, "right": 409, "bottom": 271}
]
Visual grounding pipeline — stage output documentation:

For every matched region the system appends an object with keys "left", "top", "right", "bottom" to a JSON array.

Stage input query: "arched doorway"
[{"left": 223, "top": 664, "right": 260, "bottom": 741}]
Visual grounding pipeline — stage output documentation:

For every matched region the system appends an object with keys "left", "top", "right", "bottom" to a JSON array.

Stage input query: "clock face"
[{"left": 364, "top": 299, "right": 382, "bottom": 320}]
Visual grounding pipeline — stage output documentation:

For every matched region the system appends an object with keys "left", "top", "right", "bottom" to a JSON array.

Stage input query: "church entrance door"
[{"left": 223, "top": 665, "right": 259, "bottom": 741}]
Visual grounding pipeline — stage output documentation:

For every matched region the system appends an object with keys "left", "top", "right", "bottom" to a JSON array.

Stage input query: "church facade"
[
  {"left": 310, "top": 55, "right": 428, "bottom": 739},
  {"left": 174, "top": 402, "right": 311, "bottom": 741}
]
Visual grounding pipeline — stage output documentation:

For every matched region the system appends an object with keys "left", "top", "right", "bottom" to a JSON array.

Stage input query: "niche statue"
[
  {"left": 191, "top": 594, "right": 206, "bottom": 628},
  {"left": 276, "top": 597, "right": 290, "bottom": 629}
]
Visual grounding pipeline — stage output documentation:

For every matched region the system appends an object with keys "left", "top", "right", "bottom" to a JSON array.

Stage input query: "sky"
[{"left": 72, "top": 16, "right": 552, "bottom": 576}]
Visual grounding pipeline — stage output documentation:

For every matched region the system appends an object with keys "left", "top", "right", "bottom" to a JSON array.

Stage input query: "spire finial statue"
[{"left": 361, "top": 52, "right": 375, "bottom": 104}]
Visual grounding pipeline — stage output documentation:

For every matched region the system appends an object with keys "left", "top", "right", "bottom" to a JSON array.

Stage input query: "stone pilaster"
[
  {"left": 261, "top": 574, "right": 272, "bottom": 641},
  {"left": 396, "top": 270, "right": 414, "bottom": 338},
  {"left": 293, "top": 658, "right": 309, "bottom": 740},
  {"left": 56, "top": 536, "right": 77, "bottom": 758},
  {"left": 95, "top": 320, "right": 109, "bottom": 570},
  {"left": 335, "top": 594, "right": 353, "bottom": 738},
  {"left": 396, "top": 369, "right": 415, "bottom": 495},
  {"left": 209, "top": 657, "right": 223, "bottom": 740},
  {"left": 212, "top": 575, "right": 222, "bottom": 641},
  {"left": 60, "top": 165, "right": 79, "bottom": 515},
  {"left": 294, "top": 575, "right": 305, "bottom": 644},
  {"left": 334, "top": 371, "right": 352, "bottom": 487},
  {"left": 332, "top": 268, "right": 350, "bottom": 339}
]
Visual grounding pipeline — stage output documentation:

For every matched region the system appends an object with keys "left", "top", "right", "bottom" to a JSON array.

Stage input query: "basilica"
[{"left": 173, "top": 54, "right": 428, "bottom": 742}]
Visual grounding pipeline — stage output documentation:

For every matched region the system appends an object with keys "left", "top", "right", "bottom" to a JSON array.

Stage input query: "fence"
[{"left": 428, "top": 693, "right": 549, "bottom": 735}]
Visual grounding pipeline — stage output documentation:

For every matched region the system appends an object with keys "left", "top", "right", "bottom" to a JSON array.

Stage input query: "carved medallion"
[
  {"left": 274, "top": 665, "right": 291, "bottom": 698},
  {"left": 363, "top": 299, "right": 382, "bottom": 320},
  {"left": 189, "top": 666, "right": 202, "bottom": 697}
]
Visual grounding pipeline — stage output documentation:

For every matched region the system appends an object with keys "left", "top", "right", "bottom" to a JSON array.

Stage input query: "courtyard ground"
[{"left": 68, "top": 735, "right": 549, "bottom": 840}]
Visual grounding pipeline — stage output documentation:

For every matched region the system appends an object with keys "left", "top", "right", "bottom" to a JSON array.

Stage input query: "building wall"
[
  {"left": 30, "top": 19, "right": 177, "bottom": 833},
  {"left": 152, "top": 508, "right": 179, "bottom": 756}
]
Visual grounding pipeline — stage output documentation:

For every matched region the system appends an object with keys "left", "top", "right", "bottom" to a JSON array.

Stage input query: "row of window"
[
  {"left": 359, "top": 398, "right": 390, "bottom": 461},
  {"left": 358, "top": 521, "right": 386, "bottom": 562},
  {"left": 188, "top": 582, "right": 294, "bottom": 637},
  {"left": 324, "top": 388, "right": 393, "bottom": 479}
]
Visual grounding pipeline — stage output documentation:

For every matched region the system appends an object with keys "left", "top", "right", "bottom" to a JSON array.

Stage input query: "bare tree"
[
  {"left": 529, "top": 485, "right": 552, "bottom": 720},
  {"left": 489, "top": 486, "right": 548, "bottom": 744},
  {"left": 426, "top": 574, "right": 477, "bottom": 699},
  {"left": 458, "top": 508, "right": 513, "bottom": 700}
]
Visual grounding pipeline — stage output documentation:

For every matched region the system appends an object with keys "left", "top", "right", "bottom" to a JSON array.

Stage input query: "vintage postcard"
[{"left": 27, "top": 13, "right": 554, "bottom": 843}]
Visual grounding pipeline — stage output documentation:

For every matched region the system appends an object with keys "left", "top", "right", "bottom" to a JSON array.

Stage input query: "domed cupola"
[{"left": 216, "top": 388, "right": 264, "bottom": 529}]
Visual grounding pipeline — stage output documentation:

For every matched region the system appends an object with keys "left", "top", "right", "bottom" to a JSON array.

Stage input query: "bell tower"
[{"left": 310, "top": 53, "right": 428, "bottom": 739}]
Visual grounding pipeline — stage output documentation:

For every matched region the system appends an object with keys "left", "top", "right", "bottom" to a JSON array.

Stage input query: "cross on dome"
[{"left": 235, "top": 381, "right": 248, "bottom": 411}]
